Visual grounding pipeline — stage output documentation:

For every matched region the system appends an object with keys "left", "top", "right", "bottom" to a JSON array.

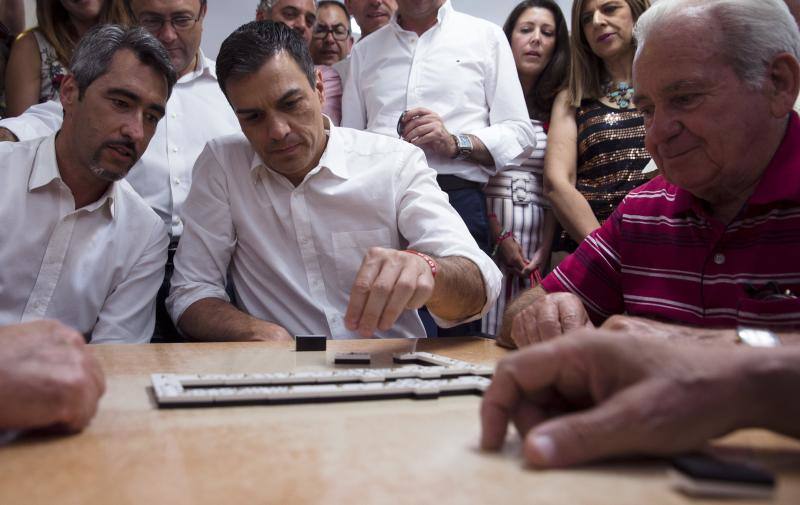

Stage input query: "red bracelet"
[
  {"left": 496, "top": 230, "right": 514, "bottom": 245},
  {"left": 403, "top": 250, "right": 437, "bottom": 278}
]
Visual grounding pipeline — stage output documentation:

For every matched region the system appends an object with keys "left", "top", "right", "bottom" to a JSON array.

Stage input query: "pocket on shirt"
[
  {"left": 331, "top": 228, "right": 393, "bottom": 293},
  {"left": 736, "top": 297, "right": 800, "bottom": 328}
]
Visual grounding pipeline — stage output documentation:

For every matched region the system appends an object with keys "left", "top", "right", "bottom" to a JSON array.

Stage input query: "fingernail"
[{"left": 531, "top": 435, "right": 557, "bottom": 464}]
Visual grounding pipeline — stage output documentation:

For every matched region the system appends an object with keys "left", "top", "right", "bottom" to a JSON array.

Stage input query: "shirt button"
[
  {"left": 172, "top": 147, "right": 179, "bottom": 153},
  {"left": 173, "top": 178, "right": 181, "bottom": 185},
  {"left": 171, "top": 113, "right": 177, "bottom": 119},
  {"left": 713, "top": 253, "right": 725, "bottom": 265}
]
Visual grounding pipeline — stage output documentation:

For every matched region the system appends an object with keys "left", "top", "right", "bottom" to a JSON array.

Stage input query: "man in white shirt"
[
  {"left": 0, "top": 0, "right": 241, "bottom": 340},
  {"left": 341, "top": 0, "right": 534, "bottom": 334},
  {"left": 257, "top": 0, "right": 344, "bottom": 125},
  {"left": 167, "top": 21, "right": 500, "bottom": 341},
  {"left": 0, "top": 25, "right": 176, "bottom": 343},
  {"left": 333, "top": 0, "right": 397, "bottom": 86}
]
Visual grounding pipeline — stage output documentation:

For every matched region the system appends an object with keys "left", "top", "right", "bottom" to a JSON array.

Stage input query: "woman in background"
[
  {"left": 4, "top": 0, "right": 130, "bottom": 117},
  {"left": 545, "top": 0, "right": 652, "bottom": 255},
  {"left": 483, "top": 0, "right": 569, "bottom": 336}
]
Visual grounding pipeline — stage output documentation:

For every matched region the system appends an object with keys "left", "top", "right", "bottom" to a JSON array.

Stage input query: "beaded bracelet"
[
  {"left": 403, "top": 250, "right": 437, "bottom": 278},
  {"left": 491, "top": 230, "right": 514, "bottom": 258}
]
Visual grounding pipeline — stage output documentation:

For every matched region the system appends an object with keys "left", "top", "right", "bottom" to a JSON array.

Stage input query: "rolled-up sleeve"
[
  {"left": 468, "top": 25, "right": 536, "bottom": 172},
  {"left": 395, "top": 147, "right": 502, "bottom": 327},
  {"left": 166, "top": 144, "right": 237, "bottom": 324}
]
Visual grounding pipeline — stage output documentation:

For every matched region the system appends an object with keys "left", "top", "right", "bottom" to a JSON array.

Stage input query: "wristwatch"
[
  {"left": 736, "top": 327, "right": 781, "bottom": 347},
  {"left": 451, "top": 134, "right": 473, "bottom": 160}
]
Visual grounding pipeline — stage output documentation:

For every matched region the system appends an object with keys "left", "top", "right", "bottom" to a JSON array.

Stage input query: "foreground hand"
[
  {"left": 510, "top": 292, "right": 591, "bottom": 347},
  {"left": 400, "top": 107, "right": 456, "bottom": 158},
  {"left": 0, "top": 320, "right": 106, "bottom": 432},
  {"left": 345, "top": 247, "right": 435, "bottom": 337},
  {"left": 480, "top": 329, "right": 750, "bottom": 467}
]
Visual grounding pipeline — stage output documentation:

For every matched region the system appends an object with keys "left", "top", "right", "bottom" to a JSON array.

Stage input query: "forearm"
[
  {"left": 547, "top": 182, "right": 601, "bottom": 242},
  {"left": 739, "top": 347, "right": 800, "bottom": 438},
  {"left": 426, "top": 256, "right": 486, "bottom": 321},
  {"left": 497, "top": 285, "right": 547, "bottom": 347},
  {"left": 465, "top": 134, "right": 495, "bottom": 167},
  {"left": 177, "top": 298, "right": 288, "bottom": 342}
]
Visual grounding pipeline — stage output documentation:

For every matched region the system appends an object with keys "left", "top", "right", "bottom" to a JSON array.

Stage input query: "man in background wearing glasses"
[
  {"left": 310, "top": 1, "right": 353, "bottom": 66},
  {"left": 0, "top": 0, "right": 241, "bottom": 342}
]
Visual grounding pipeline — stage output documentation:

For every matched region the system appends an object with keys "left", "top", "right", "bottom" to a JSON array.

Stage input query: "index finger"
[
  {"left": 403, "top": 107, "right": 435, "bottom": 119},
  {"left": 480, "top": 342, "right": 563, "bottom": 450},
  {"left": 344, "top": 254, "right": 383, "bottom": 332}
]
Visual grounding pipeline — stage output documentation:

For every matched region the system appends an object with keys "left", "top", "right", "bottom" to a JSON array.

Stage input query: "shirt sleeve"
[
  {"left": 319, "top": 65, "right": 342, "bottom": 126},
  {"left": 166, "top": 143, "right": 237, "bottom": 324},
  {"left": 395, "top": 146, "right": 502, "bottom": 327},
  {"left": 468, "top": 25, "right": 536, "bottom": 173},
  {"left": 340, "top": 47, "right": 367, "bottom": 130},
  {"left": 0, "top": 99, "right": 64, "bottom": 141},
  {"left": 90, "top": 217, "right": 168, "bottom": 344},
  {"left": 541, "top": 208, "right": 626, "bottom": 324}
]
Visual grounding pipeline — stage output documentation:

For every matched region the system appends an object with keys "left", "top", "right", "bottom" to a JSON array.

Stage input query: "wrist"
[
  {"left": 403, "top": 249, "right": 437, "bottom": 278},
  {"left": 738, "top": 349, "right": 800, "bottom": 434}
]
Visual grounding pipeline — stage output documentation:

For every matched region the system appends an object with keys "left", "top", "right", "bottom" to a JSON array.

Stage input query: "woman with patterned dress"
[
  {"left": 4, "top": 0, "right": 130, "bottom": 117},
  {"left": 482, "top": 0, "right": 570, "bottom": 336},
  {"left": 545, "top": 0, "right": 653, "bottom": 255}
]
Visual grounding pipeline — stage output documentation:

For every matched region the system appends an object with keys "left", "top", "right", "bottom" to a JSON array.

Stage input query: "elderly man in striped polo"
[{"left": 499, "top": 0, "right": 800, "bottom": 348}]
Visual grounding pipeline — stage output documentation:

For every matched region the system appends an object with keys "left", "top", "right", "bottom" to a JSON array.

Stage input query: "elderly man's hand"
[
  {"left": 601, "top": 314, "right": 738, "bottom": 345},
  {"left": 399, "top": 107, "right": 457, "bottom": 158},
  {"left": 0, "top": 320, "right": 106, "bottom": 432},
  {"left": 345, "top": 247, "right": 435, "bottom": 337},
  {"left": 480, "top": 330, "right": 751, "bottom": 467},
  {"left": 510, "top": 292, "right": 591, "bottom": 347}
]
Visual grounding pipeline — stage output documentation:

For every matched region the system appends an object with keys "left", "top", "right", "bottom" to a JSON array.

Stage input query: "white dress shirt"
[
  {"left": 341, "top": 0, "right": 535, "bottom": 184},
  {"left": 167, "top": 122, "right": 501, "bottom": 339},
  {"left": 0, "top": 135, "right": 168, "bottom": 343},
  {"left": 0, "top": 51, "right": 240, "bottom": 237}
]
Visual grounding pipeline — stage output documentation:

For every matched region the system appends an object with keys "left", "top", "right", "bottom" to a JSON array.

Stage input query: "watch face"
[{"left": 737, "top": 328, "right": 780, "bottom": 347}]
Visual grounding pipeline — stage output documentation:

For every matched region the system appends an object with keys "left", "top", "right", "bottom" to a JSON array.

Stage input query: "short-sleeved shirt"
[{"left": 542, "top": 113, "right": 800, "bottom": 330}]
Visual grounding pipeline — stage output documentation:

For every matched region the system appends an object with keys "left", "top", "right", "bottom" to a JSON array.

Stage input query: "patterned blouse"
[
  {"left": 556, "top": 99, "right": 652, "bottom": 252},
  {"left": 33, "top": 30, "right": 68, "bottom": 103}
]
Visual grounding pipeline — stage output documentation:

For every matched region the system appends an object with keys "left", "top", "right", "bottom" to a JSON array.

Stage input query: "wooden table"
[{"left": 1, "top": 338, "right": 799, "bottom": 505}]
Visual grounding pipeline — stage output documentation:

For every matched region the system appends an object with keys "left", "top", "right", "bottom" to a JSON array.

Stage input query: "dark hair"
[
  {"left": 317, "top": 0, "right": 351, "bottom": 29},
  {"left": 216, "top": 20, "right": 316, "bottom": 98},
  {"left": 70, "top": 24, "right": 177, "bottom": 99},
  {"left": 503, "top": 0, "right": 570, "bottom": 121}
]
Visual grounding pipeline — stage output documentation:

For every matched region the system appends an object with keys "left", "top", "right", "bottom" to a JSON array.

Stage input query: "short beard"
[{"left": 88, "top": 142, "right": 137, "bottom": 182}]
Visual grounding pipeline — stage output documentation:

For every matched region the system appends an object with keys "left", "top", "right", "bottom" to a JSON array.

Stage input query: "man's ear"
[
  {"left": 198, "top": 0, "right": 208, "bottom": 21},
  {"left": 59, "top": 75, "right": 80, "bottom": 116},
  {"left": 765, "top": 52, "right": 800, "bottom": 118},
  {"left": 315, "top": 67, "right": 325, "bottom": 107}
]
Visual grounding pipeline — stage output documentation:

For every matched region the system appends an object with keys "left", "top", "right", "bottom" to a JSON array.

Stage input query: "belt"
[
  {"left": 484, "top": 173, "right": 542, "bottom": 205},
  {"left": 436, "top": 174, "right": 482, "bottom": 191}
]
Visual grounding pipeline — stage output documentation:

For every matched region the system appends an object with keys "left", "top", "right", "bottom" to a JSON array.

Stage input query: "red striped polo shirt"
[{"left": 542, "top": 113, "right": 800, "bottom": 329}]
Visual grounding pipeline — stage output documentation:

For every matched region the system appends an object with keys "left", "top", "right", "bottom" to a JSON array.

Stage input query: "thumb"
[{"left": 522, "top": 393, "right": 640, "bottom": 467}]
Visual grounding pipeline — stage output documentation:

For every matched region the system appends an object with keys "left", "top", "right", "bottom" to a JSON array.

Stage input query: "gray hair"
[
  {"left": 635, "top": 0, "right": 800, "bottom": 88},
  {"left": 257, "top": 0, "right": 317, "bottom": 15},
  {"left": 70, "top": 24, "right": 177, "bottom": 99}
]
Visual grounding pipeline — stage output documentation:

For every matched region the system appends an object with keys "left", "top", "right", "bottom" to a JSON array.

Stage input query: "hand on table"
[
  {"left": 399, "top": 107, "right": 457, "bottom": 158},
  {"left": 480, "top": 329, "right": 751, "bottom": 467},
  {"left": 345, "top": 247, "right": 435, "bottom": 337},
  {"left": 510, "top": 292, "right": 592, "bottom": 347},
  {"left": 0, "top": 320, "right": 105, "bottom": 432},
  {"left": 601, "top": 314, "right": 737, "bottom": 344}
]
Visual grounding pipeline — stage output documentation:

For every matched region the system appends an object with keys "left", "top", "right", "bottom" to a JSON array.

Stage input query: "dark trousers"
[{"left": 428, "top": 175, "right": 491, "bottom": 337}]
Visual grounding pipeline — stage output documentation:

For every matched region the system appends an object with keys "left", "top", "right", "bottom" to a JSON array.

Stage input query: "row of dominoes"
[{"left": 152, "top": 375, "right": 492, "bottom": 405}]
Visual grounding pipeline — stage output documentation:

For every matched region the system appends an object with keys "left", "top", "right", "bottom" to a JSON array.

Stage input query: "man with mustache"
[
  {"left": 0, "top": 24, "right": 177, "bottom": 343},
  {"left": 0, "top": 0, "right": 241, "bottom": 341}
]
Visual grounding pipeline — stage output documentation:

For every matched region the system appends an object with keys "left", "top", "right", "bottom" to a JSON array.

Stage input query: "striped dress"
[{"left": 482, "top": 120, "right": 548, "bottom": 336}]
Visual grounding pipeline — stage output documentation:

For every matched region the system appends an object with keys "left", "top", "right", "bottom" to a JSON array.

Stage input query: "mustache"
[{"left": 103, "top": 140, "right": 138, "bottom": 160}]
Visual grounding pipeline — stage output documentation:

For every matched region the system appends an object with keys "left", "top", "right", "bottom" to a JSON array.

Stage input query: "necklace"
[{"left": 602, "top": 81, "right": 634, "bottom": 109}]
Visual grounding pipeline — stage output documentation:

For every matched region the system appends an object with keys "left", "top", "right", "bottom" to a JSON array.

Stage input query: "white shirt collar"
[
  {"left": 29, "top": 134, "right": 117, "bottom": 216},
  {"left": 178, "top": 48, "right": 216, "bottom": 84}
]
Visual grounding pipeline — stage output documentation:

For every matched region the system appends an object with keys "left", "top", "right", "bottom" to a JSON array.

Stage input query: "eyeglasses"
[
  {"left": 138, "top": 14, "right": 200, "bottom": 33},
  {"left": 312, "top": 24, "right": 350, "bottom": 41}
]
